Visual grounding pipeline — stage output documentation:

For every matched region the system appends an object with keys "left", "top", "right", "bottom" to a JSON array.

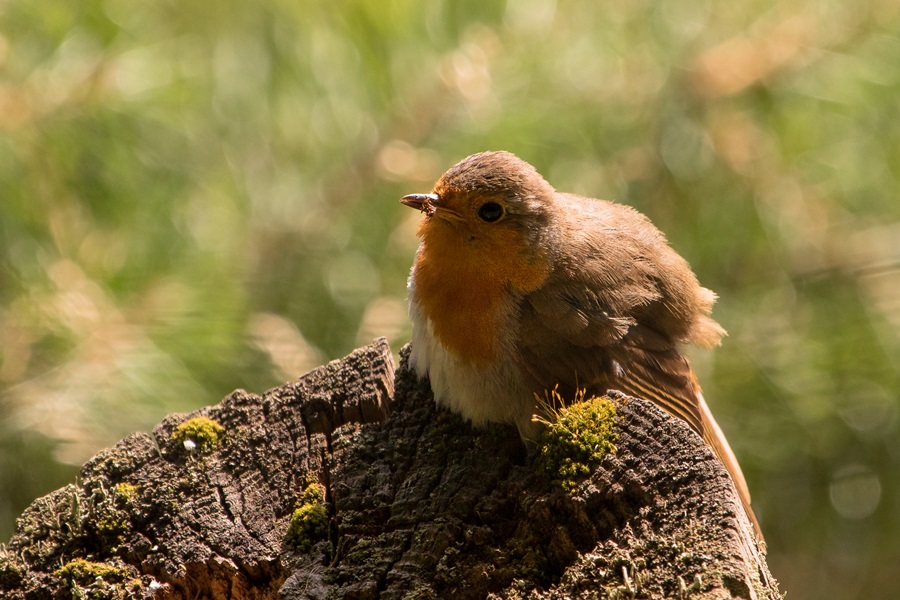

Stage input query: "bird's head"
[{"left": 401, "top": 151, "right": 558, "bottom": 284}]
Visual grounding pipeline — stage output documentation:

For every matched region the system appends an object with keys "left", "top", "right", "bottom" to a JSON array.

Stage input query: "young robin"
[{"left": 401, "top": 150, "right": 763, "bottom": 541}]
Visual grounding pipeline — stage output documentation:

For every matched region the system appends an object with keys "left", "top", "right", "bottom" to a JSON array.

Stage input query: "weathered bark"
[{"left": 0, "top": 338, "right": 780, "bottom": 599}]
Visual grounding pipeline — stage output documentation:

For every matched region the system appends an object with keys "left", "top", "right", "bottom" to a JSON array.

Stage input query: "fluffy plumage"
[{"left": 403, "top": 150, "right": 761, "bottom": 541}]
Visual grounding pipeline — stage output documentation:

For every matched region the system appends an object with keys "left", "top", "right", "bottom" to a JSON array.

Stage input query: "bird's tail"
[
  {"left": 615, "top": 338, "right": 765, "bottom": 546},
  {"left": 697, "top": 390, "right": 765, "bottom": 549}
]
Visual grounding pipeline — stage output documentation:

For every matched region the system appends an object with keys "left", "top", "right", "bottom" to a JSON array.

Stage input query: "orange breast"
[{"left": 412, "top": 220, "right": 550, "bottom": 366}]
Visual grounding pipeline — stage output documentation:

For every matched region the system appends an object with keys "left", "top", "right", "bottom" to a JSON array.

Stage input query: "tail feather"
[
  {"left": 615, "top": 341, "right": 765, "bottom": 545},
  {"left": 697, "top": 390, "right": 764, "bottom": 547}
]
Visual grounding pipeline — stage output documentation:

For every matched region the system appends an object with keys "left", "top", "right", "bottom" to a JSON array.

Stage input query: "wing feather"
[{"left": 517, "top": 195, "right": 760, "bottom": 541}]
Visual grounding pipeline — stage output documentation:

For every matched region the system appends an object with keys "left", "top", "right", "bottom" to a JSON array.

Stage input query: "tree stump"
[{"left": 0, "top": 338, "right": 780, "bottom": 599}]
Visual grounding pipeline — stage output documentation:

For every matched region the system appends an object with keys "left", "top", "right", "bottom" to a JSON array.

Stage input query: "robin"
[{"left": 400, "top": 150, "right": 763, "bottom": 542}]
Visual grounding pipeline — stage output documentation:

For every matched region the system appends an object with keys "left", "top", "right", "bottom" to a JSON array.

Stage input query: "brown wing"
[
  {"left": 517, "top": 194, "right": 761, "bottom": 540},
  {"left": 519, "top": 307, "right": 762, "bottom": 542}
]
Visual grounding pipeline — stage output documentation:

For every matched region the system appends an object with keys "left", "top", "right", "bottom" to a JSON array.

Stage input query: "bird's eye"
[{"left": 477, "top": 202, "right": 504, "bottom": 223}]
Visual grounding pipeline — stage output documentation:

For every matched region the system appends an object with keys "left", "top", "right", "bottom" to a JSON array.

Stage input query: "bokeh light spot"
[{"left": 829, "top": 464, "right": 882, "bottom": 520}]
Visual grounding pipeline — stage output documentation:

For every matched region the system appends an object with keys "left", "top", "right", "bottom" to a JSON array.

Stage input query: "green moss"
[
  {"left": 286, "top": 482, "right": 328, "bottom": 552},
  {"left": 55, "top": 559, "right": 126, "bottom": 584},
  {"left": 54, "top": 559, "right": 137, "bottom": 600},
  {"left": 94, "top": 513, "right": 129, "bottom": 537},
  {"left": 113, "top": 483, "right": 138, "bottom": 504},
  {"left": 79, "top": 484, "right": 133, "bottom": 546},
  {"left": 535, "top": 389, "right": 618, "bottom": 492},
  {"left": 172, "top": 416, "right": 226, "bottom": 451}
]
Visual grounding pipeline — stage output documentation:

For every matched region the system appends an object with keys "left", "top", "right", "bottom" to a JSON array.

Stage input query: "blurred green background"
[{"left": 2, "top": 0, "right": 899, "bottom": 597}]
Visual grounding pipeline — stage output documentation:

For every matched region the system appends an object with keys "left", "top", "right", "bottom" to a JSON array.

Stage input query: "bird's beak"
[{"left": 400, "top": 193, "right": 439, "bottom": 216}]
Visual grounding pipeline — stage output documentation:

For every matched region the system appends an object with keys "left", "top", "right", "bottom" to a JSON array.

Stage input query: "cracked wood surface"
[{"left": 0, "top": 338, "right": 780, "bottom": 599}]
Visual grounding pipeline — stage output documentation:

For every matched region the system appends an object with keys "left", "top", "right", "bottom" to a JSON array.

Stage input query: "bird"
[{"left": 400, "top": 150, "right": 762, "bottom": 543}]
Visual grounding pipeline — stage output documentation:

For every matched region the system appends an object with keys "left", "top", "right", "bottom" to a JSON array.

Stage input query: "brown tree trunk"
[{"left": 0, "top": 338, "right": 780, "bottom": 599}]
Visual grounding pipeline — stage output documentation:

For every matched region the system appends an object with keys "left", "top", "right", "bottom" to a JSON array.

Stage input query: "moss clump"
[
  {"left": 55, "top": 559, "right": 135, "bottom": 600},
  {"left": 94, "top": 512, "right": 129, "bottom": 537},
  {"left": 85, "top": 483, "right": 134, "bottom": 545},
  {"left": 55, "top": 559, "right": 126, "bottom": 584},
  {"left": 172, "top": 416, "right": 226, "bottom": 451},
  {"left": 536, "top": 389, "right": 618, "bottom": 492},
  {"left": 286, "top": 482, "right": 328, "bottom": 552},
  {"left": 113, "top": 483, "right": 138, "bottom": 504}
]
